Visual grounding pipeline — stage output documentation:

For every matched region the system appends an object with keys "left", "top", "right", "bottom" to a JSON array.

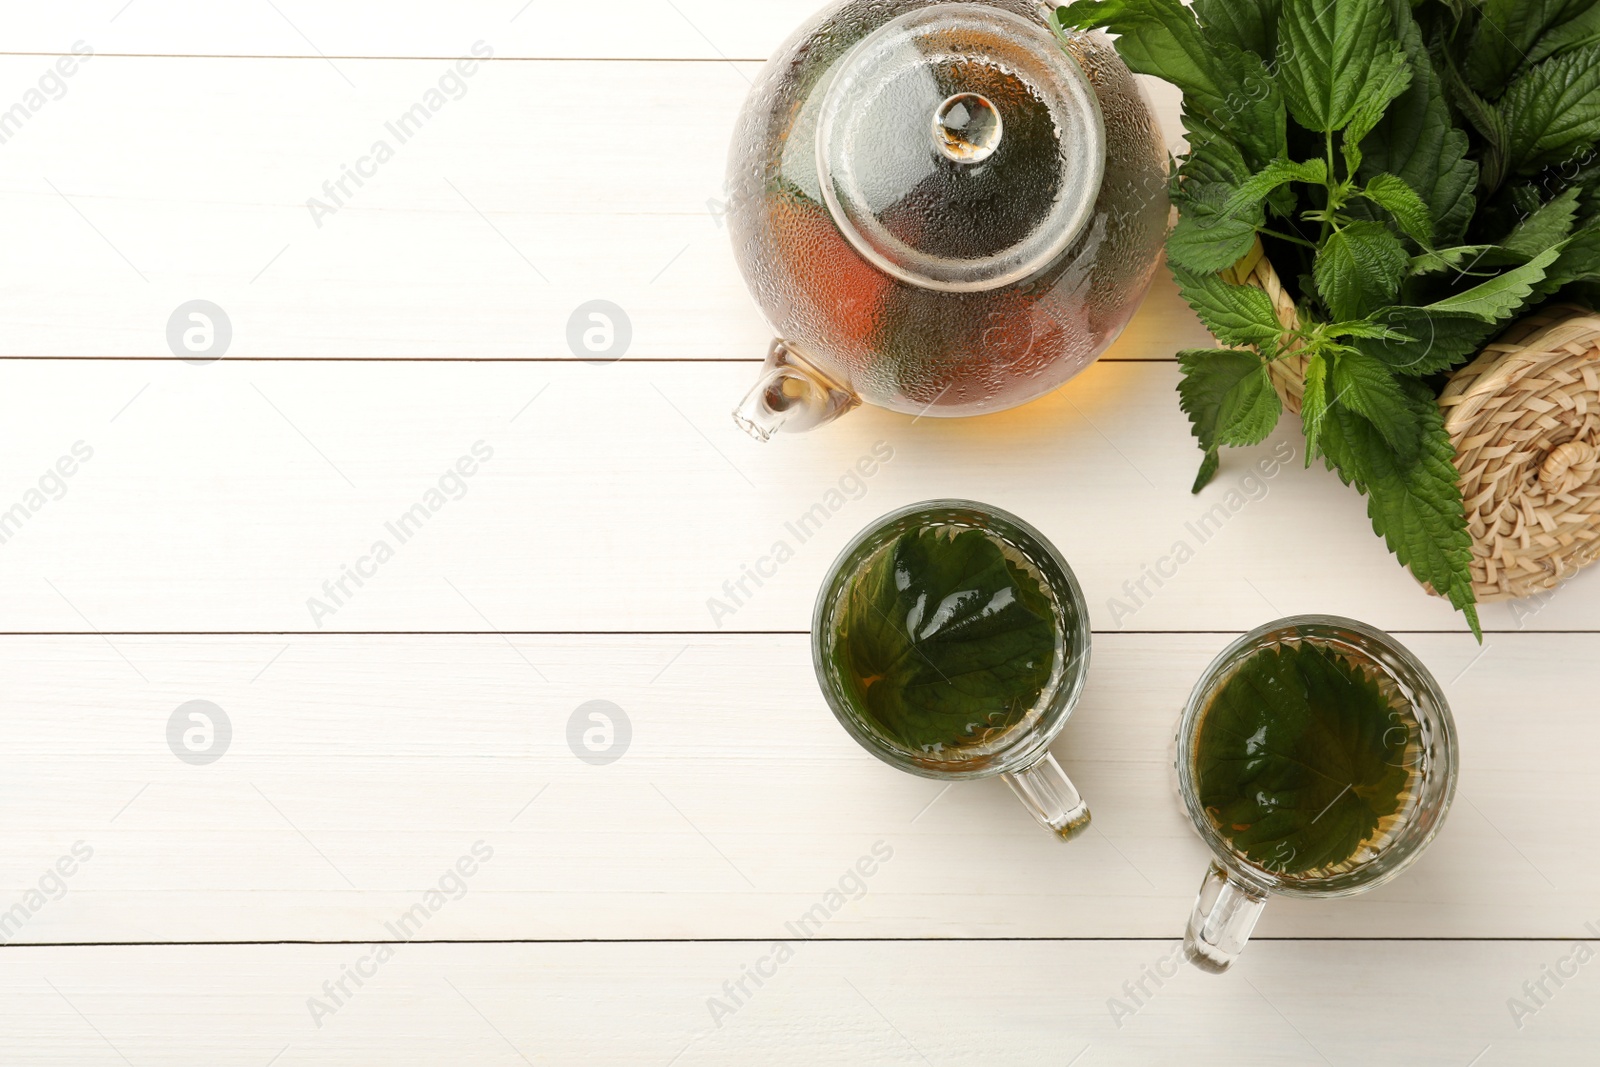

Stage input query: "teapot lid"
[{"left": 815, "top": 3, "right": 1105, "bottom": 293}]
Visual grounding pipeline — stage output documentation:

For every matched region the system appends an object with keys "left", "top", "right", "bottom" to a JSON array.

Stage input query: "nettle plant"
[{"left": 1058, "top": 0, "right": 1600, "bottom": 635}]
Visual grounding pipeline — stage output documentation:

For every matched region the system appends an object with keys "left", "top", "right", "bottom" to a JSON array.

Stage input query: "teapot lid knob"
[{"left": 932, "top": 92, "right": 1003, "bottom": 164}]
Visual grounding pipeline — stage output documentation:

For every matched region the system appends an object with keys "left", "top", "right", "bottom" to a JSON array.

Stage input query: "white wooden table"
[{"left": 0, "top": 4, "right": 1594, "bottom": 1064}]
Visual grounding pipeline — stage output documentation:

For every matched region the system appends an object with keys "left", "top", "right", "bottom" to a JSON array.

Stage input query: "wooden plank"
[
  {"left": 0, "top": 56, "right": 1195, "bottom": 360},
  {"left": 0, "top": 358, "right": 1590, "bottom": 633},
  {"left": 0, "top": 633, "right": 1591, "bottom": 943},
  {"left": 8, "top": 1, "right": 827, "bottom": 61},
  {"left": 0, "top": 3, "right": 1199, "bottom": 74},
  {"left": 0, "top": 940, "right": 1589, "bottom": 1064}
]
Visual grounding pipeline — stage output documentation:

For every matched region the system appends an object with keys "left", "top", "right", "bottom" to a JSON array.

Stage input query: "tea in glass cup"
[
  {"left": 1175, "top": 616, "right": 1458, "bottom": 972},
  {"left": 814, "top": 500, "right": 1092, "bottom": 839}
]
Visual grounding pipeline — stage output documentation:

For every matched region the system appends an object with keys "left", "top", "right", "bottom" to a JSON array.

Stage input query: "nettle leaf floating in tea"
[
  {"left": 1195, "top": 641, "right": 1413, "bottom": 876},
  {"left": 831, "top": 528, "right": 1063, "bottom": 756}
]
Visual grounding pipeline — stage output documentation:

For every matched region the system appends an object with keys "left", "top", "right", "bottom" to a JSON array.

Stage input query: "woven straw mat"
[{"left": 1440, "top": 307, "right": 1600, "bottom": 601}]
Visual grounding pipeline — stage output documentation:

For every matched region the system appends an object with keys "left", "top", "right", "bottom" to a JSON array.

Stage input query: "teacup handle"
[
  {"left": 1184, "top": 861, "right": 1268, "bottom": 973},
  {"left": 1002, "top": 751, "right": 1091, "bottom": 841}
]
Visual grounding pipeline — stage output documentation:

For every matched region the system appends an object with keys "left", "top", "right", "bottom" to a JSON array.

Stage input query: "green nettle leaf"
[
  {"left": 1314, "top": 221, "right": 1410, "bottom": 321},
  {"left": 1178, "top": 349, "right": 1282, "bottom": 491},
  {"left": 1357, "top": 14, "right": 1478, "bottom": 244},
  {"left": 1465, "top": 0, "right": 1600, "bottom": 95},
  {"left": 1344, "top": 55, "right": 1414, "bottom": 150},
  {"left": 1329, "top": 348, "right": 1425, "bottom": 464},
  {"left": 1173, "top": 267, "right": 1286, "bottom": 347},
  {"left": 1215, "top": 363, "right": 1282, "bottom": 447},
  {"left": 830, "top": 527, "right": 1061, "bottom": 756},
  {"left": 1500, "top": 44, "right": 1600, "bottom": 175},
  {"left": 1193, "top": 0, "right": 1281, "bottom": 60},
  {"left": 1181, "top": 115, "right": 1254, "bottom": 187},
  {"left": 1168, "top": 191, "right": 1264, "bottom": 273},
  {"left": 1299, "top": 351, "right": 1331, "bottom": 465},
  {"left": 1500, "top": 187, "right": 1583, "bottom": 258},
  {"left": 1541, "top": 227, "right": 1600, "bottom": 290},
  {"left": 1169, "top": 128, "right": 1268, "bottom": 273},
  {"left": 1058, "top": 0, "right": 1215, "bottom": 97},
  {"left": 1421, "top": 244, "right": 1564, "bottom": 320},
  {"left": 1508, "top": 183, "right": 1547, "bottom": 222},
  {"left": 1194, "top": 641, "right": 1412, "bottom": 875},
  {"left": 1319, "top": 380, "right": 1482, "bottom": 638},
  {"left": 1060, "top": 0, "right": 1286, "bottom": 166},
  {"left": 1344, "top": 48, "right": 1413, "bottom": 138},
  {"left": 1443, "top": 53, "right": 1512, "bottom": 193},
  {"left": 1055, "top": 0, "right": 1211, "bottom": 102},
  {"left": 1360, "top": 174, "right": 1436, "bottom": 245},
  {"left": 1341, "top": 57, "right": 1415, "bottom": 176},
  {"left": 1275, "top": 0, "right": 1410, "bottom": 132},
  {"left": 1221, "top": 158, "right": 1330, "bottom": 220},
  {"left": 1323, "top": 320, "right": 1410, "bottom": 341},
  {"left": 1408, "top": 244, "right": 1496, "bottom": 276},
  {"left": 1352, "top": 308, "right": 1498, "bottom": 376},
  {"left": 1530, "top": 2, "right": 1600, "bottom": 62}
]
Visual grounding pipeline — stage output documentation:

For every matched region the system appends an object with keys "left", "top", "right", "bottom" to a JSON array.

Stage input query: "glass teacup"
[
  {"left": 814, "top": 500, "right": 1092, "bottom": 840},
  {"left": 1175, "top": 615, "right": 1458, "bottom": 972}
]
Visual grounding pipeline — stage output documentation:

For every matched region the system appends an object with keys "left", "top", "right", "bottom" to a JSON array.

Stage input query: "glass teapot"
[{"left": 727, "top": 0, "right": 1170, "bottom": 440}]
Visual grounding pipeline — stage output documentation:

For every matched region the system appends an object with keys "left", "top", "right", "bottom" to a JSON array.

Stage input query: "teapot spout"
[{"left": 732, "top": 341, "right": 858, "bottom": 441}]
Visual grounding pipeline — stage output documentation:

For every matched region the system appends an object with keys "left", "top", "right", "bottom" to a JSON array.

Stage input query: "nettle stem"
[
  {"left": 1319, "top": 129, "right": 1341, "bottom": 242},
  {"left": 1259, "top": 227, "right": 1318, "bottom": 250}
]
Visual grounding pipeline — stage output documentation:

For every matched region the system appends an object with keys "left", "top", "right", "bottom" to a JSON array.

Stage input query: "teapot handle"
[{"left": 733, "top": 341, "right": 857, "bottom": 441}]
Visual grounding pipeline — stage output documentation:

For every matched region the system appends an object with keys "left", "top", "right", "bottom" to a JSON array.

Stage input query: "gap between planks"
[{"left": 1, "top": 936, "right": 1590, "bottom": 948}]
